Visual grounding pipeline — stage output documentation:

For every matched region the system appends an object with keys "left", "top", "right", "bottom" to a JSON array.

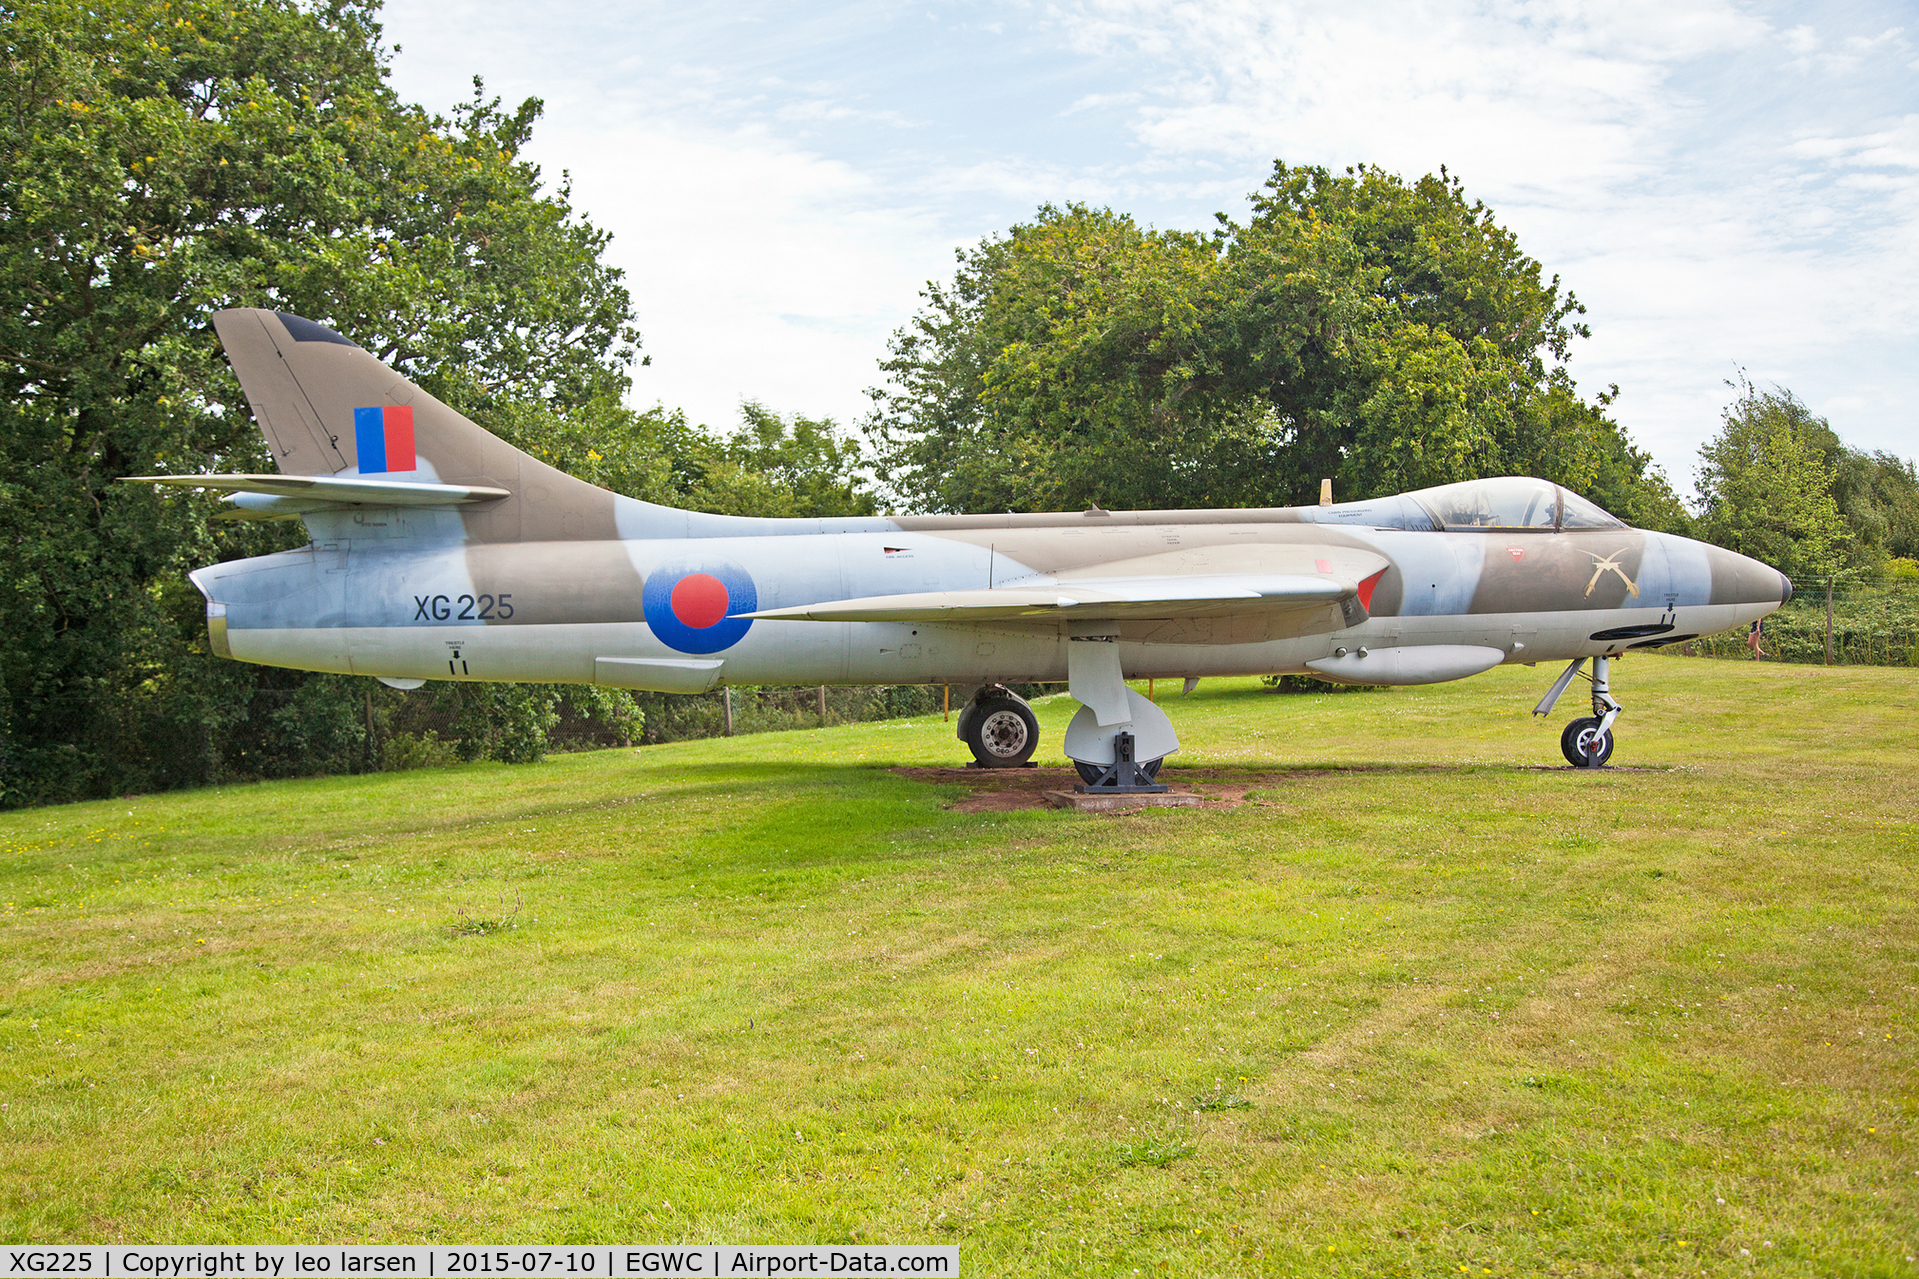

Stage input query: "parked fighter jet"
[{"left": 129, "top": 311, "right": 1792, "bottom": 787}]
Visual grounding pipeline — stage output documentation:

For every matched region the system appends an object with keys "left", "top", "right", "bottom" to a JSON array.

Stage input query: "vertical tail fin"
[{"left": 213, "top": 308, "right": 623, "bottom": 542}]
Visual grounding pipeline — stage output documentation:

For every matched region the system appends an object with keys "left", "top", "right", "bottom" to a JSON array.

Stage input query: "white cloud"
[
  {"left": 377, "top": 0, "right": 1919, "bottom": 488},
  {"left": 773, "top": 99, "right": 915, "bottom": 129},
  {"left": 1036, "top": 0, "right": 1917, "bottom": 477},
  {"left": 1062, "top": 91, "right": 1143, "bottom": 115},
  {"left": 1792, "top": 114, "right": 1919, "bottom": 173},
  {"left": 1782, "top": 17, "right": 1911, "bottom": 73},
  {"left": 1057, "top": 0, "right": 1766, "bottom": 177},
  {"left": 533, "top": 121, "right": 946, "bottom": 432}
]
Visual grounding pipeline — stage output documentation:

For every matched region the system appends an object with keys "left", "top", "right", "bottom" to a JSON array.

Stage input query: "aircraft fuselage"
[{"left": 195, "top": 509, "right": 1786, "bottom": 690}]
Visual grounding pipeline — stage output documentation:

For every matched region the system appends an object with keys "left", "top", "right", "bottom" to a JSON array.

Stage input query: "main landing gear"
[
  {"left": 1533, "top": 656, "right": 1623, "bottom": 769},
  {"left": 1061, "top": 630, "right": 1178, "bottom": 793},
  {"left": 959, "top": 635, "right": 1181, "bottom": 791},
  {"left": 957, "top": 686, "right": 1040, "bottom": 768}
]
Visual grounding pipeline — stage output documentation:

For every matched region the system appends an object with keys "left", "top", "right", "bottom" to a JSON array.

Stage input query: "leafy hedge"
[{"left": 1682, "top": 586, "right": 1919, "bottom": 667}]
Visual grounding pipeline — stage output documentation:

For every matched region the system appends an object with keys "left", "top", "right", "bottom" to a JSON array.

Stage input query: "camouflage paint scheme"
[{"left": 143, "top": 311, "right": 1789, "bottom": 755}]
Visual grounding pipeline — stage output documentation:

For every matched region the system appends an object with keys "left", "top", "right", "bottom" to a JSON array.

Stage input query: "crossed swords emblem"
[{"left": 1584, "top": 549, "right": 1640, "bottom": 598}]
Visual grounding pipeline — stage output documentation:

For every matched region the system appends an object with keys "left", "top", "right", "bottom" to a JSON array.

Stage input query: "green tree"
[
  {"left": 0, "top": 0, "right": 648, "bottom": 804},
  {"left": 1696, "top": 381, "right": 1849, "bottom": 583},
  {"left": 1830, "top": 449, "right": 1919, "bottom": 567},
  {"left": 688, "top": 402, "right": 875, "bottom": 519},
  {"left": 1585, "top": 437, "right": 1692, "bottom": 537},
  {"left": 871, "top": 204, "right": 1233, "bottom": 513},
  {"left": 1697, "top": 379, "right": 1919, "bottom": 571},
  {"left": 872, "top": 164, "right": 1674, "bottom": 518},
  {"left": 502, "top": 398, "right": 874, "bottom": 519}
]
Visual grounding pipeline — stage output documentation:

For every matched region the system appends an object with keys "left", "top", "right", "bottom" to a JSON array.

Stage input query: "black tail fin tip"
[{"left": 273, "top": 311, "right": 360, "bottom": 347}]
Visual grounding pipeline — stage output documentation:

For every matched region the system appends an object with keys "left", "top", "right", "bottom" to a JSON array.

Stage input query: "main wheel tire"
[
  {"left": 965, "top": 696, "right": 1039, "bottom": 768},
  {"left": 1073, "top": 756, "right": 1164, "bottom": 787},
  {"left": 1560, "top": 716, "right": 1614, "bottom": 768}
]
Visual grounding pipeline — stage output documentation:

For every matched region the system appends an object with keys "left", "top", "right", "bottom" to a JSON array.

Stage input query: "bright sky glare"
[{"left": 379, "top": 0, "right": 1918, "bottom": 498}]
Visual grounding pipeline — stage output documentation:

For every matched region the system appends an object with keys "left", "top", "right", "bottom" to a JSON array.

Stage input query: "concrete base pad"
[{"left": 1042, "top": 789, "right": 1214, "bottom": 812}]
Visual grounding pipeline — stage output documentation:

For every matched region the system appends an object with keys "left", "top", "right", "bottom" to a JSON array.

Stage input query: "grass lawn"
[{"left": 1, "top": 653, "right": 1914, "bottom": 1274}]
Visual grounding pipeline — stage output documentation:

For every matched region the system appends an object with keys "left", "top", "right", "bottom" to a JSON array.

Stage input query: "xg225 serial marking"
[{"left": 413, "top": 594, "right": 515, "bottom": 622}]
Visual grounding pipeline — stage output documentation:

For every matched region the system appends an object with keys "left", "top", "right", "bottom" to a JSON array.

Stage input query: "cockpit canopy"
[
  {"left": 1408, "top": 477, "right": 1624, "bottom": 532},
  {"left": 1306, "top": 477, "right": 1627, "bottom": 532}
]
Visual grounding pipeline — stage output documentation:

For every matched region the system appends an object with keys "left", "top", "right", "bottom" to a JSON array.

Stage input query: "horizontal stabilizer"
[
  {"left": 745, "top": 574, "right": 1351, "bottom": 624},
  {"left": 123, "top": 473, "right": 511, "bottom": 520}
]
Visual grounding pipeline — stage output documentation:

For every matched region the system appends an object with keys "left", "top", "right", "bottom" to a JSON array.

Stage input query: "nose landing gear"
[{"left": 1535, "top": 655, "right": 1622, "bottom": 768}]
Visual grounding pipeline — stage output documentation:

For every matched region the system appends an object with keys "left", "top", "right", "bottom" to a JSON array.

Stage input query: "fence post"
[
  {"left": 1826, "top": 577, "right": 1835, "bottom": 666},
  {"left": 818, "top": 685, "right": 827, "bottom": 723},
  {"left": 723, "top": 687, "right": 734, "bottom": 737}
]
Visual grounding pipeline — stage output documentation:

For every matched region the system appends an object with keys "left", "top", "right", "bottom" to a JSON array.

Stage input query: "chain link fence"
[
  {"left": 367, "top": 680, "right": 1068, "bottom": 769},
  {"left": 1682, "top": 582, "right": 1919, "bottom": 667},
  {"left": 625, "top": 682, "right": 1066, "bottom": 746}
]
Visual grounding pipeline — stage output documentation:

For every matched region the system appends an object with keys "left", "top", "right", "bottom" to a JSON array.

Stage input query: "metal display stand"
[{"left": 1072, "top": 731, "right": 1168, "bottom": 794}]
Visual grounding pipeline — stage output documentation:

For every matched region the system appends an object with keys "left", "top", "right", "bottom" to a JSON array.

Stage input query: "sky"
[{"left": 378, "top": 0, "right": 1918, "bottom": 496}]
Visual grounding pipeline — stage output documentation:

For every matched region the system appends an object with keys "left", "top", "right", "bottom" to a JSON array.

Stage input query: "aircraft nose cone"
[{"left": 1779, "top": 572, "right": 1793, "bottom": 605}]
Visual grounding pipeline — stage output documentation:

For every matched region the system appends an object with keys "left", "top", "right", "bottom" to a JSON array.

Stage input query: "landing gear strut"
[
  {"left": 1534, "top": 656, "right": 1622, "bottom": 769},
  {"left": 1061, "top": 630, "right": 1179, "bottom": 793}
]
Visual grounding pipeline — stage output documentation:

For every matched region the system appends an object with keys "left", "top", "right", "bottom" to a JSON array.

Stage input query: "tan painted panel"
[
  {"left": 1468, "top": 531, "right": 1648, "bottom": 615},
  {"left": 210, "top": 311, "right": 347, "bottom": 475}
]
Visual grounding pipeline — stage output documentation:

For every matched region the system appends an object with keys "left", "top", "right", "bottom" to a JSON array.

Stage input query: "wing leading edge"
[{"left": 747, "top": 566, "right": 1388, "bottom": 625}]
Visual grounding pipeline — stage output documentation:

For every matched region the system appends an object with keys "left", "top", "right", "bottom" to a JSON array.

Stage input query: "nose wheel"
[
  {"left": 1535, "top": 655, "right": 1623, "bottom": 769},
  {"left": 1560, "top": 717, "right": 1614, "bottom": 768}
]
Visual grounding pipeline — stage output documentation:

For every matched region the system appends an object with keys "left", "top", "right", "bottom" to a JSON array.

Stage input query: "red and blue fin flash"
[{"left": 353, "top": 406, "right": 415, "bottom": 473}]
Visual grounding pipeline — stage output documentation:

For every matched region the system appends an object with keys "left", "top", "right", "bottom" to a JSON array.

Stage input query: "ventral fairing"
[{"left": 129, "top": 311, "right": 1791, "bottom": 789}]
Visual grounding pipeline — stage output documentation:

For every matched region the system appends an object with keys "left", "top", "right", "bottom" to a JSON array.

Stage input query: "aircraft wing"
[
  {"left": 745, "top": 571, "right": 1381, "bottom": 624},
  {"left": 122, "top": 474, "right": 511, "bottom": 521}
]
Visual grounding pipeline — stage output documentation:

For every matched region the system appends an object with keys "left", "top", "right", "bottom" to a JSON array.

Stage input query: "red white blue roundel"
[{"left": 643, "top": 560, "right": 757, "bottom": 654}]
